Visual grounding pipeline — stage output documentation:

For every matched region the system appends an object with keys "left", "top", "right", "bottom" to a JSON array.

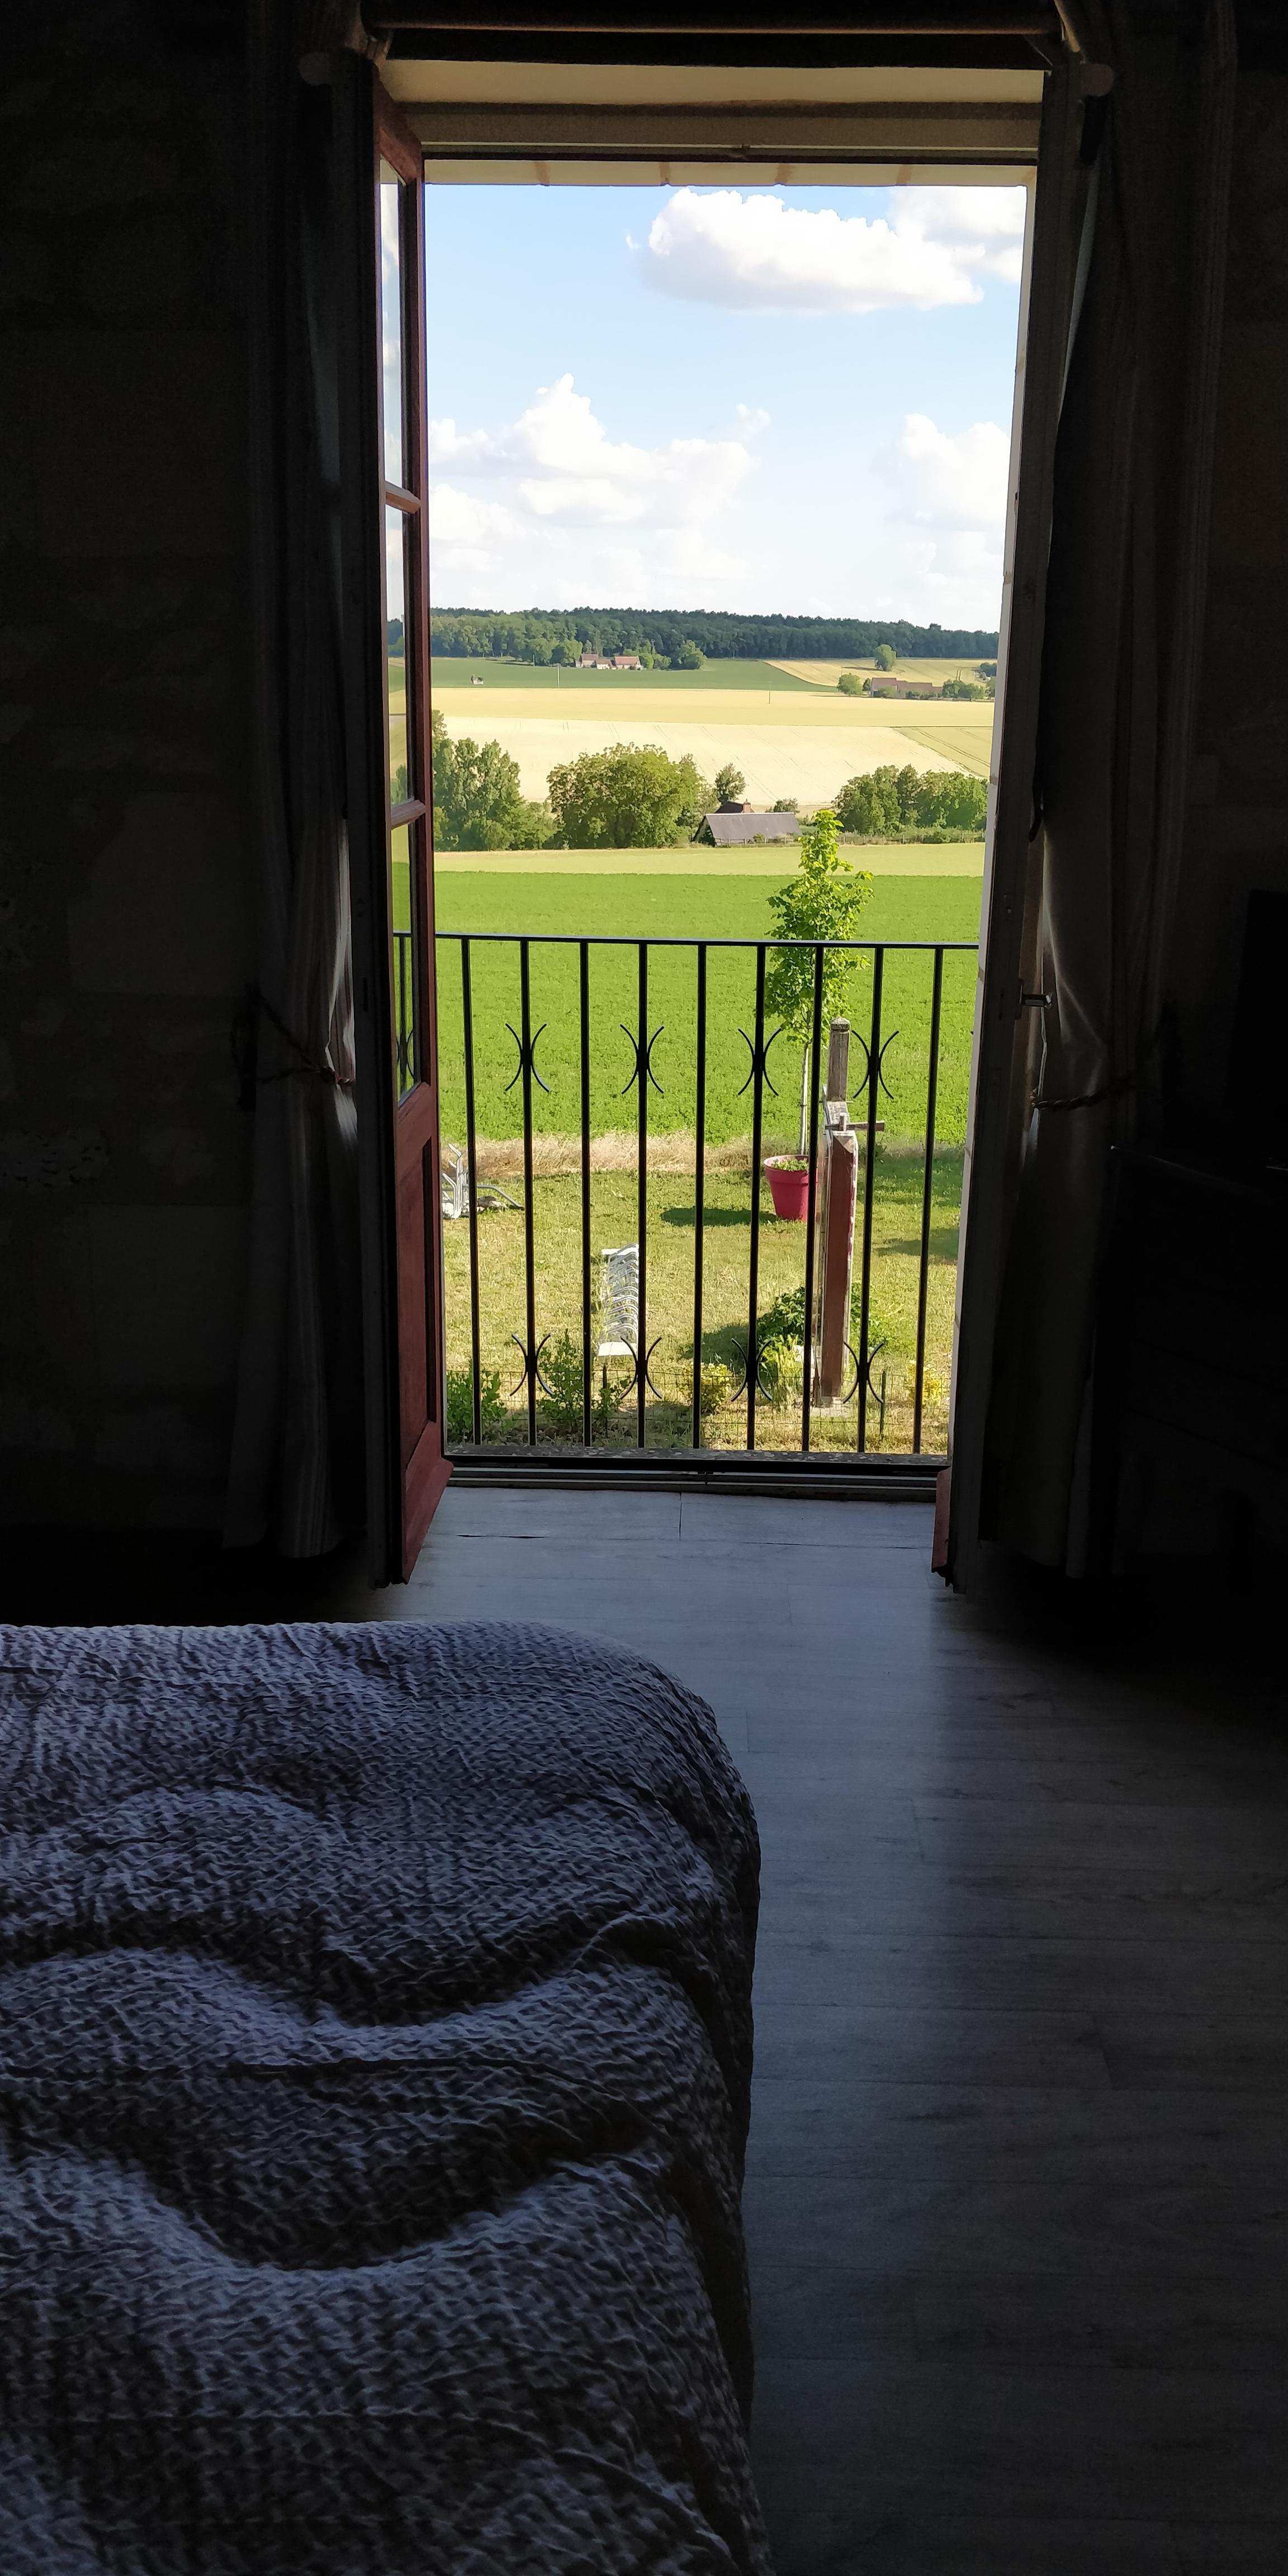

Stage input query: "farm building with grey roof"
[{"left": 695, "top": 808, "right": 802, "bottom": 847}]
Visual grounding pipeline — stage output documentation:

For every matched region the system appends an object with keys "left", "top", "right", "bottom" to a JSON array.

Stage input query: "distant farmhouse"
[
  {"left": 577, "top": 651, "right": 642, "bottom": 670},
  {"left": 867, "top": 675, "right": 936, "bottom": 698},
  {"left": 695, "top": 802, "right": 802, "bottom": 849}
]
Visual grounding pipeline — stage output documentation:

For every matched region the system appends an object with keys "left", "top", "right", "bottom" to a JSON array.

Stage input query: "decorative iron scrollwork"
[
  {"left": 850, "top": 1028, "right": 899, "bottom": 1105},
  {"left": 735, "top": 1021, "right": 783, "bottom": 1099},
  {"left": 837, "top": 1334, "right": 888, "bottom": 1407},
  {"left": 620, "top": 1022, "right": 665, "bottom": 1097},
  {"left": 508, "top": 1332, "right": 543, "bottom": 1398},
  {"left": 503, "top": 1021, "right": 551, "bottom": 1096}
]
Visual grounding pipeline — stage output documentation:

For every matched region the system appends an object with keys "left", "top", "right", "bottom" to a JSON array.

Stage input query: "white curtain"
[
  {"left": 224, "top": 5, "right": 364, "bottom": 1556},
  {"left": 982, "top": 0, "right": 1235, "bottom": 1571}
]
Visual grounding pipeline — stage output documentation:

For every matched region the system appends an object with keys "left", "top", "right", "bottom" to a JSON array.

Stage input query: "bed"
[{"left": 0, "top": 1618, "right": 770, "bottom": 2574}]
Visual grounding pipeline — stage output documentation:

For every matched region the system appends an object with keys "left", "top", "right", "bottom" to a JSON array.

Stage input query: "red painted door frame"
[
  {"left": 377, "top": 86, "right": 452, "bottom": 1574},
  {"left": 336, "top": 55, "right": 449, "bottom": 1583}
]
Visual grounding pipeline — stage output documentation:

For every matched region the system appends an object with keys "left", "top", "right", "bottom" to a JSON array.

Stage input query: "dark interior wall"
[
  {"left": 0, "top": 9, "right": 255, "bottom": 1531},
  {"left": 1168, "top": 69, "right": 1288, "bottom": 1119},
  {"left": 0, "top": 18, "right": 1280, "bottom": 1539}
]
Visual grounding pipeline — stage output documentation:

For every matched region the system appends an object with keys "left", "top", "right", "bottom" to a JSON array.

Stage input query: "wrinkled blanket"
[{"left": 0, "top": 1619, "right": 769, "bottom": 2575}]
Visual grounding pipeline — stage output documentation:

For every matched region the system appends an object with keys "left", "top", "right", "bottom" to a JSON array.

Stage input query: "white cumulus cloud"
[
  {"left": 638, "top": 184, "right": 1026, "bottom": 313},
  {"left": 428, "top": 374, "right": 763, "bottom": 600},
  {"left": 872, "top": 411, "right": 1011, "bottom": 623},
  {"left": 876, "top": 411, "right": 1010, "bottom": 532}
]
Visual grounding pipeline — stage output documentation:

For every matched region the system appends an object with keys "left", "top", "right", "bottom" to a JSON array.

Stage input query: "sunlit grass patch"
[{"left": 441, "top": 1150, "right": 960, "bottom": 1459}]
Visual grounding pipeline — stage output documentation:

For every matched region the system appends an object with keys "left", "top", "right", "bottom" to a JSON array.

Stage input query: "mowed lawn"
[
  {"left": 440, "top": 1155, "right": 960, "bottom": 1457},
  {"left": 427, "top": 871, "right": 981, "bottom": 1152},
  {"left": 421, "top": 868, "right": 976, "bottom": 1457}
]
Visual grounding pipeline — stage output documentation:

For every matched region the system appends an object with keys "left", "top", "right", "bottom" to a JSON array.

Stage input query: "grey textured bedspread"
[{"left": 0, "top": 1618, "right": 770, "bottom": 2575}]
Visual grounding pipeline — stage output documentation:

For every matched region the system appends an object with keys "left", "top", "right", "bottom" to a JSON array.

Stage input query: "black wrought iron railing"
[{"left": 405, "top": 930, "right": 977, "bottom": 1461}]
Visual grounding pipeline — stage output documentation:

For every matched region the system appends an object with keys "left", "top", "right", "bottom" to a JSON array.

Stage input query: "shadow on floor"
[{"left": 3, "top": 1492, "right": 1286, "bottom": 2570}]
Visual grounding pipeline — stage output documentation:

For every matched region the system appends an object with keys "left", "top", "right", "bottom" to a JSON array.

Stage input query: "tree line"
[
  {"left": 429, "top": 608, "right": 999, "bottom": 664},
  {"left": 428, "top": 714, "right": 987, "bottom": 850}
]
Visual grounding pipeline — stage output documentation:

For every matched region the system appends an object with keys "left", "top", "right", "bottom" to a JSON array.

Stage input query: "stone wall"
[{"left": 0, "top": 10, "right": 255, "bottom": 1529}]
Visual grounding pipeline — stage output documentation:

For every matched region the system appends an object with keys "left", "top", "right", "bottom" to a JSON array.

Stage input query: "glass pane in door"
[
  {"left": 390, "top": 819, "right": 414, "bottom": 1098},
  {"left": 385, "top": 504, "right": 411, "bottom": 807},
  {"left": 378, "top": 173, "right": 404, "bottom": 487}
]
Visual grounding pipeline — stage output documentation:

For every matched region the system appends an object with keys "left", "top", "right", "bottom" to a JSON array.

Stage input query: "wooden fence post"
[{"left": 813, "top": 1019, "right": 858, "bottom": 1404}]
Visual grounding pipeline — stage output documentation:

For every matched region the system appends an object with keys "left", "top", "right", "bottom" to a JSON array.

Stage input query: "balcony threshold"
[{"left": 445, "top": 1447, "right": 942, "bottom": 1500}]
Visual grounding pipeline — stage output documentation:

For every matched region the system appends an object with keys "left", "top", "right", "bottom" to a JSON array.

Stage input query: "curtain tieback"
[
  {"left": 1033, "top": 1071, "right": 1134, "bottom": 1114},
  {"left": 255, "top": 988, "right": 340, "bottom": 1087}
]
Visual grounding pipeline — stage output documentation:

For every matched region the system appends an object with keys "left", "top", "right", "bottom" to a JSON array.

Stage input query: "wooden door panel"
[
  {"left": 378, "top": 83, "right": 449, "bottom": 1573},
  {"left": 395, "top": 1096, "right": 438, "bottom": 1464}
]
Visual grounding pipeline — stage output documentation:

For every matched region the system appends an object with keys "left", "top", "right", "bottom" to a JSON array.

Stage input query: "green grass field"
[
  {"left": 423, "top": 872, "right": 978, "bottom": 1158},
  {"left": 428, "top": 655, "right": 822, "bottom": 692},
  {"left": 378, "top": 649, "right": 988, "bottom": 1452},
  {"left": 432, "top": 841, "right": 986, "bottom": 877},
  {"left": 393, "top": 787, "right": 979, "bottom": 1453},
  {"left": 441, "top": 1154, "right": 960, "bottom": 1456},
  {"left": 431, "top": 870, "right": 981, "bottom": 943}
]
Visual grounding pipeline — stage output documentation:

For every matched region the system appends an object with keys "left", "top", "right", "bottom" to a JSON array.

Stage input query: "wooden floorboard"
[{"left": 4, "top": 1489, "right": 1286, "bottom": 2570}]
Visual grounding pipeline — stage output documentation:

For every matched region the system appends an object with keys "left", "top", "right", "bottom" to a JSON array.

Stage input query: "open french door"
[{"left": 337, "top": 60, "right": 449, "bottom": 1581}]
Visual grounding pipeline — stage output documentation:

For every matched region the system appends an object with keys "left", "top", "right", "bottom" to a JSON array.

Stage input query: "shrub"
[
  {"left": 837, "top": 671, "right": 866, "bottom": 696},
  {"left": 757, "top": 1338, "right": 803, "bottom": 1405},
  {"left": 538, "top": 1330, "right": 586, "bottom": 1434},
  {"left": 445, "top": 1366, "right": 505, "bottom": 1442},
  {"left": 906, "top": 1365, "right": 947, "bottom": 1406},
  {"left": 680, "top": 1361, "right": 731, "bottom": 1419},
  {"left": 851, "top": 1287, "right": 900, "bottom": 1357},
  {"left": 760, "top": 1285, "right": 807, "bottom": 1344}
]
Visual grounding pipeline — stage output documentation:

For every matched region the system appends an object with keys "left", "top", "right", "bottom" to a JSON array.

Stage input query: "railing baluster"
[
  {"left": 461, "top": 937, "right": 482, "bottom": 1444},
  {"left": 746, "top": 943, "right": 766, "bottom": 1453},
  {"left": 692, "top": 942, "right": 707, "bottom": 1451},
  {"left": 580, "top": 939, "right": 591, "bottom": 1447},
  {"left": 799, "top": 941, "right": 825, "bottom": 1455},
  {"left": 913, "top": 946, "right": 944, "bottom": 1456},
  {"left": 856, "top": 946, "right": 884, "bottom": 1453},
  {"left": 434, "top": 928, "right": 977, "bottom": 1474},
  {"left": 637, "top": 940, "right": 647, "bottom": 1450},
  {"left": 519, "top": 937, "right": 537, "bottom": 1448}
]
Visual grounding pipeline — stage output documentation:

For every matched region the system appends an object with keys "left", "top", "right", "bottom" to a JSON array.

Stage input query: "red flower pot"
[{"left": 764, "top": 1157, "right": 811, "bottom": 1220}]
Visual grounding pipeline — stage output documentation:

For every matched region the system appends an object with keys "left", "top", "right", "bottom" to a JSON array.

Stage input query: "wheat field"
[{"left": 436, "top": 706, "right": 981, "bottom": 807}]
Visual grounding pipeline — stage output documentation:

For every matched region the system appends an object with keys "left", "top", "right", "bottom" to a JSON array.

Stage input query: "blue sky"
[{"left": 419, "top": 181, "right": 1027, "bottom": 626}]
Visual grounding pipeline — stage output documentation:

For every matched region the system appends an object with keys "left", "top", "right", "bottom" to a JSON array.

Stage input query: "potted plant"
[
  {"left": 761, "top": 807, "right": 873, "bottom": 1215},
  {"left": 763, "top": 1155, "right": 812, "bottom": 1221}
]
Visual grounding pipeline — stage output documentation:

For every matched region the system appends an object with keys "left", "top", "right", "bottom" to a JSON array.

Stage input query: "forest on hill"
[{"left": 428, "top": 607, "right": 1000, "bottom": 664}]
